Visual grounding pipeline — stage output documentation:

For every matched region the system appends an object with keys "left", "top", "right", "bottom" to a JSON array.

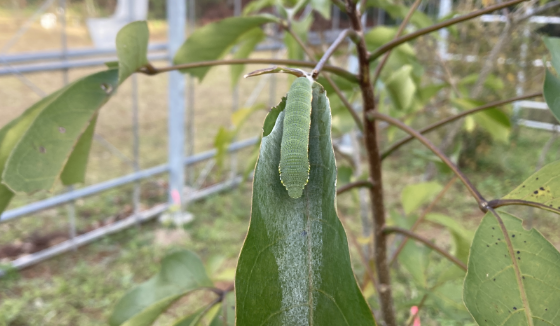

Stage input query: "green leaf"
[
  {"left": 503, "top": 160, "right": 560, "bottom": 214},
  {"left": 243, "top": 0, "right": 275, "bottom": 15},
  {"left": 263, "top": 96, "right": 287, "bottom": 137},
  {"left": 235, "top": 83, "right": 376, "bottom": 325},
  {"left": 214, "top": 127, "right": 234, "bottom": 170},
  {"left": 284, "top": 14, "right": 313, "bottom": 61},
  {"left": 366, "top": 0, "right": 432, "bottom": 28},
  {"left": 451, "top": 98, "right": 511, "bottom": 143},
  {"left": 365, "top": 26, "right": 415, "bottom": 58},
  {"left": 310, "top": 0, "right": 331, "bottom": 19},
  {"left": 544, "top": 69, "right": 560, "bottom": 124},
  {"left": 384, "top": 65, "right": 416, "bottom": 111},
  {"left": 59, "top": 113, "right": 98, "bottom": 185},
  {"left": 109, "top": 250, "right": 213, "bottom": 326},
  {"left": 425, "top": 213, "right": 473, "bottom": 263},
  {"left": 209, "top": 292, "right": 235, "bottom": 326},
  {"left": 400, "top": 182, "right": 442, "bottom": 215},
  {"left": 116, "top": 21, "right": 149, "bottom": 84},
  {"left": 0, "top": 89, "right": 66, "bottom": 213},
  {"left": 2, "top": 69, "right": 118, "bottom": 194},
  {"left": 543, "top": 36, "right": 560, "bottom": 74},
  {"left": 170, "top": 307, "right": 207, "bottom": 326},
  {"left": 173, "top": 16, "right": 277, "bottom": 81},
  {"left": 398, "top": 241, "right": 430, "bottom": 287},
  {"left": 230, "top": 28, "right": 265, "bottom": 87},
  {"left": 463, "top": 211, "right": 560, "bottom": 325}
]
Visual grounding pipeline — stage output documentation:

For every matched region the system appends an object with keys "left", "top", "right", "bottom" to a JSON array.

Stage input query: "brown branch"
[
  {"left": 371, "top": 0, "right": 422, "bottom": 86},
  {"left": 139, "top": 59, "right": 359, "bottom": 84},
  {"left": 368, "top": 0, "right": 529, "bottom": 62},
  {"left": 488, "top": 199, "right": 560, "bottom": 215},
  {"left": 383, "top": 226, "right": 467, "bottom": 271},
  {"left": 284, "top": 25, "right": 364, "bottom": 131},
  {"left": 337, "top": 180, "right": 374, "bottom": 195},
  {"left": 380, "top": 92, "right": 542, "bottom": 160},
  {"left": 312, "top": 29, "right": 358, "bottom": 78},
  {"left": 345, "top": 0, "right": 396, "bottom": 324},
  {"left": 370, "top": 111, "right": 487, "bottom": 211},
  {"left": 389, "top": 177, "right": 457, "bottom": 266}
]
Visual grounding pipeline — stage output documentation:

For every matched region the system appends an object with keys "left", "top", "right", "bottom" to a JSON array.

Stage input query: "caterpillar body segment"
[{"left": 279, "top": 77, "right": 313, "bottom": 198}]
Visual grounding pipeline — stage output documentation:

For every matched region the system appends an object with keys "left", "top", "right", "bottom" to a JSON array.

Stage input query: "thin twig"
[
  {"left": 380, "top": 92, "right": 542, "bottom": 160},
  {"left": 488, "top": 199, "right": 560, "bottom": 215},
  {"left": 284, "top": 25, "right": 364, "bottom": 131},
  {"left": 383, "top": 226, "right": 467, "bottom": 271},
  {"left": 139, "top": 59, "right": 359, "bottom": 84},
  {"left": 370, "top": 111, "right": 487, "bottom": 210},
  {"left": 337, "top": 180, "right": 374, "bottom": 195},
  {"left": 389, "top": 177, "right": 458, "bottom": 266},
  {"left": 312, "top": 29, "right": 358, "bottom": 78},
  {"left": 371, "top": 0, "right": 422, "bottom": 86},
  {"left": 368, "top": 0, "right": 528, "bottom": 62}
]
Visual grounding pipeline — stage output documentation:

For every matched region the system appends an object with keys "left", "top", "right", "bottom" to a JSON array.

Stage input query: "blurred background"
[{"left": 1, "top": 0, "right": 560, "bottom": 325}]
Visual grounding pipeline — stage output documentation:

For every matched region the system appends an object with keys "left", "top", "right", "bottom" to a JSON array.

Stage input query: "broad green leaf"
[
  {"left": 263, "top": 96, "right": 287, "bottom": 137},
  {"left": 173, "top": 16, "right": 277, "bottom": 80},
  {"left": 463, "top": 211, "right": 560, "bottom": 325},
  {"left": 116, "top": 21, "right": 149, "bottom": 84},
  {"left": 310, "top": 0, "right": 331, "bottom": 19},
  {"left": 209, "top": 292, "right": 235, "bottom": 326},
  {"left": 425, "top": 213, "right": 473, "bottom": 263},
  {"left": 365, "top": 26, "right": 415, "bottom": 58},
  {"left": 398, "top": 241, "right": 430, "bottom": 287},
  {"left": 243, "top": 0, "right": 275, "bottom": 15},
  {"left": 366, "top": 0, "right": 432, "bottom": 28},
  {"left": 230, "top": 28, "right": 265, "bottom": 87},
  {"left": 284, "top": 14, "right": 313, "bottom": 61},
  {"left": 2, "top": 69, "right": 118, "bottom": 193},
  {"left": 543, "top": 36, "right": 560, "bottom": 73},
  {"left": 170, "top": 307, "right": 206, "bottom": 326},
  {"left": 417, "top": 83, "right": 447, "bottom": 105},
  {"left": 428, "top": 281, "right": 470, "bottom": 319},
  {"left": 59, "top": 113, "right": 98, "bottom": 185},
  {"left": 384, "top": 65, "right": 416, "bottom": 111},
  {"left": 451, "top": 98, "right": 510, "bottom": 143},
  {"left": 109, "top": 250, "right": 213, "bottom": 326},
  {"left": 400, "top": 182, "right": 442, "bottom": 215},
  {"left": 543, "top": 69, "right": 560, "bottom": 124},
  {"left": 503, "top": 160, "right": 560, "bottom": 214},
  {"left": 0, "top": 89, "right": 65, "bottom": 213},
  {"left": 235, "top": 83, "right": 376, "bottom": 325}
]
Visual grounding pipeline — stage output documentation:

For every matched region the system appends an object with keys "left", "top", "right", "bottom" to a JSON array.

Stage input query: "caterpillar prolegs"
[{"left": 279, "top": 77, "right": 313, "bottom": 198}]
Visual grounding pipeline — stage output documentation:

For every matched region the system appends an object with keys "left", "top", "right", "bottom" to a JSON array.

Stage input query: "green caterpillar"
[{"left": 279, "top": 77, "right": 313, "bottom": 198}]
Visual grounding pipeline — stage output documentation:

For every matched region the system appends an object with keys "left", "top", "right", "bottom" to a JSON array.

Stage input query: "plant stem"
[
  {"left": 371, "top": 0, "right": 422, "bottom": 86},
  {"left": 139, "top": 59, "right": 359, "bottom": 84},
  {"left": 337, "top": 180, "right": 374, "bottom": 195},
  {"left": 368, "top": 0, "right": 528, "bottom": 62},
  {"left": 370, "top": 111, "right": 487, "bottom": 211},
  {"left": 487, "top": 199, "right": 560, "bottom": 214},
  {"left": 346, "top": 1, "right": 397, "bottom": 325},
  {"left": 383, "top": 226, "right": 467, "bottom": 271},
  {"left": 389, "top": 177, "right": 457, "bottom": 266},
  {"left": 380, "top": 92, "right": 542, "bottom": 160},
  {"left": 312, "top": 29, "right": 357, "bottom": 78},
  {"left": 284, "top": 25, "right": 364, "bottom": 131}
]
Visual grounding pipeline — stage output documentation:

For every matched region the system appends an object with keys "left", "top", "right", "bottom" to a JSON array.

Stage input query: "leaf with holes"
[
  {"left": 116, "top": 21, "right": 149, "bottom": 84},
  {"left": 502, "top": 160, "right": 560, "bottom": 214},
  {"left": 173, "top": 15, "right": 277, "bottom": 81},
  {"left": 109, "top": 250, "right": 213, "bottom": 326},
  {"left": 235, "top": 82, "right": 376, "bottom": 325},
  {"left": 463, "top": 210, "right": 560, "bottom": 325},
  {"left": 2, "top": 69, "right": 118, "bottom": 194}
]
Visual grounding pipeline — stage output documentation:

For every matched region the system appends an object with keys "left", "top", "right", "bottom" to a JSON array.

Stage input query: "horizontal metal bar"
[
  {"left": 480, "top": 14, "right": 560, "bottom": 24},
  {"left": 1, "top": 43, "right": 168, "bottom": 64},
  {"left": 0, "top": 53, "right": 168, "bottom": 76},
  {"left": 517, "top": 100, "right": 549, "bottom": 110},
  {"left": 518, "top": 119, "right": 560, "bottom": 131},
  {"left": 0, "top": 137, "right": 258, "bottom": 222},
  {"left": 1, "top": 174, "right": 246, "bottom": 273}
]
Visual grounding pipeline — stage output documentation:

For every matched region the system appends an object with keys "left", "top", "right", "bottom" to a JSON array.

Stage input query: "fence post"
[{"left": 167, "top": 0, "right": 187, "bottom": 212}]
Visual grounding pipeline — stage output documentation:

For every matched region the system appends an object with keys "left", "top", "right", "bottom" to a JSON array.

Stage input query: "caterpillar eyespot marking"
[{"left": 279, "top": 77, "right": 313, "bottom": 198}]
